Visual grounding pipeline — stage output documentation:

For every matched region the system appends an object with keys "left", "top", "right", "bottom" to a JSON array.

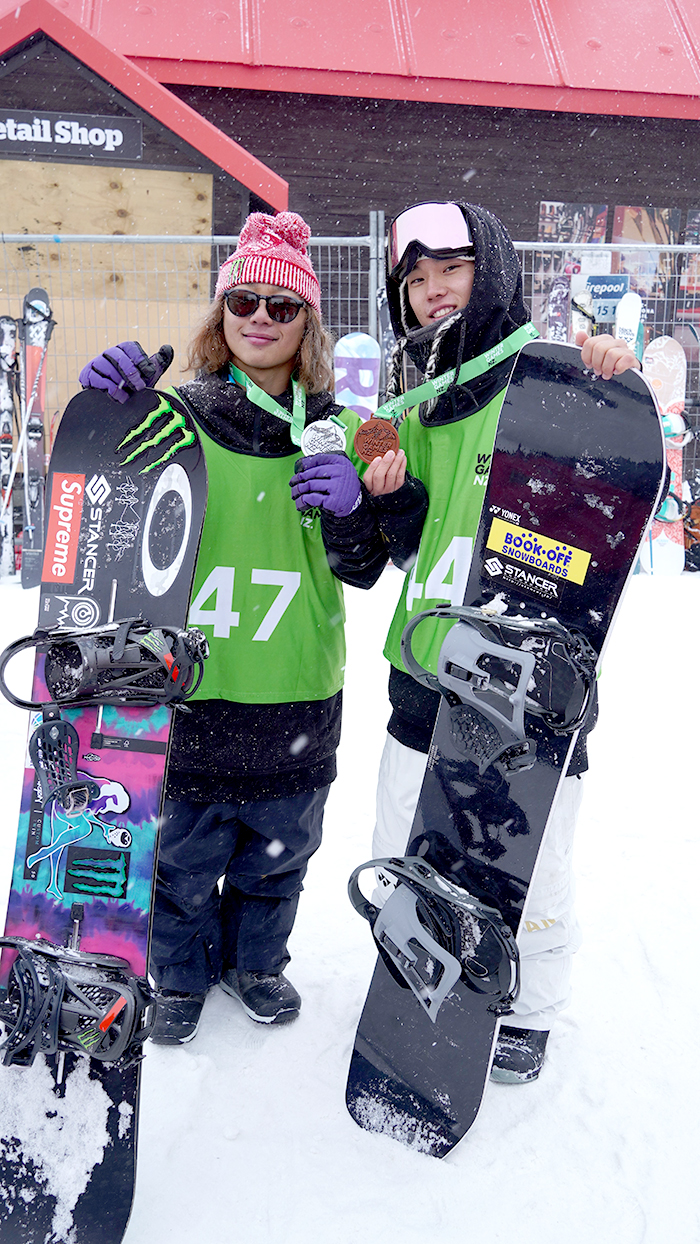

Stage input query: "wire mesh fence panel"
[
  {"left": 0, "top": 237, "right": 214, "bottom": 431},
  {"left": 3, "top": 234, "right": 700, "bottom": 483},
  {"left": 309, "top": 241, "right": 372, "bottom": 340},
  {"left": 516, "top": 242, "right": 700, "bottom": 479},
  {"left": 0, "top": 235, "right": 374, "bottom": 441}
]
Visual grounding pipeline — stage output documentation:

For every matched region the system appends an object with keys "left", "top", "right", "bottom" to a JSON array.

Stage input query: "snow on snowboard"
[
  {"left": 0, "top": 386, "right": 207, "bottom": 1242},
  {"left": 346, "top": 340, "right": 665, "bottom": 1157}
]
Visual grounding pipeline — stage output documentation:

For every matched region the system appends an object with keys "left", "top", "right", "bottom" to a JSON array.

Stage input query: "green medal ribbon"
[
  {"left": 373, "top": 322, "right": 540, "bottom": 423},
  {"left": 228, "top": 321, "right": 538, "bottom": 438},
  {"left": 228, "top": 362, "right": 307, "bottom": 445},
  {"left": 228, "top": 363, "right": 345, "bottom": 447}
]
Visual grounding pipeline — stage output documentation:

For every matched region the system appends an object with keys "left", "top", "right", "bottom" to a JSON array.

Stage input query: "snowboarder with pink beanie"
[{"left": 80, "top": 210, "right": 429, "bottom": 1043}]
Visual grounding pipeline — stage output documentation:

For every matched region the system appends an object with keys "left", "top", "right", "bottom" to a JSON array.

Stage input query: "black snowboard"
[
  {"left": 0, "top": 387, "right": 207, "bottom": 1240},
  {"left": 346, "top": 341, "right": 665, "bottom": 1157}
]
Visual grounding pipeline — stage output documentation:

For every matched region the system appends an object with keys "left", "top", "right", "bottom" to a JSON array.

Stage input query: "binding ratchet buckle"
[
  {"left": 401, "top": 604, "right": 597, "bottom": 777},
  {"left": 0, "top": 619, "right": 210, "bottom": 812},
  {"left": 348, "top": 857, "right": 519, "bottom": 1022},
  {"left": 0, "top": 618, "right": 209, "bottom": 713},
  {"left": 0, "top": 937, "right": 156, "bottom": 1069}
]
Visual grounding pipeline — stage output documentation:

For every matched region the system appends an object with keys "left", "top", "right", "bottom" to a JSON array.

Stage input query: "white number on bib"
[
  {"left": 189, "top": 566, "right": 301, "bottom": 641},
  {"left": 189, "top": 567, "right": 240, "bottom": 638},
  {"left": 408, "top": 536, "right": 473, "bottom": 610},
  {"left": 250, "top": 569, "right": 301, "bottom": 641}
]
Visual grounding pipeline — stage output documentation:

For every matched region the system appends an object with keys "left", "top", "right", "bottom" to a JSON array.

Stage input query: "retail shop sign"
[{"left": 0, "top": 110, "right": 142, "bottom": 160}]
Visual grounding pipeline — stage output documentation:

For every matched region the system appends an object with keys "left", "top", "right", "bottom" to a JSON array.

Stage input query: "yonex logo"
[{"left": 86, "top": 474, "right": 111, "bottom": 505}]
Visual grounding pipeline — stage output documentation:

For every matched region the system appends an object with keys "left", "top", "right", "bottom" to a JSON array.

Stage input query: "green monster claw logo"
[
  {"left": 67, "top": 852, "right": 129, "bottom": 899},
  {"left": 118, "top": 395, "right": 196, "bottom": 474}
]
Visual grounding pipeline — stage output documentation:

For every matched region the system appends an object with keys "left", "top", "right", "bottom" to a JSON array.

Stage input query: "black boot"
[
  {"left": 220, "top": 969, "right": 301, "bottom": 1024},
  {"left": 490, "top": 1026, "right": 549, "bottom": 1084},
  {"left": 151, "top": 990, "right": 206, "bottom": 1045}
]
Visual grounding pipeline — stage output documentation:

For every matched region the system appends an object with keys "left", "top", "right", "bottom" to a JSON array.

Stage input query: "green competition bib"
[
  {"left": 186, "top": 412, "right": 364, "bottom": 704},
  {"left": 383, "top": 389, "right": 506, "bottom": 676}
]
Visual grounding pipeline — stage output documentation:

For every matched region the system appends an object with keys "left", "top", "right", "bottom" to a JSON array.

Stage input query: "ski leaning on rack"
[
  {"left": 0, "top": 316, "right": 18, "bottom": 579},
  {"left": 614, "top": 291, "right": 644, "bottom": 361},
  {"left": 346, "top": 340, "right": 665, "bottom": 1158},
  {"left": 0, "top": 386, "right": 207, "bottom": 1242},
  {"left": 17, "top": 288, "right": 55, "bottom": 589}
]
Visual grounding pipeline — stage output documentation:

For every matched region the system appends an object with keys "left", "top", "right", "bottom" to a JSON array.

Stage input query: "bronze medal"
[{"left": 353, "top": 418, "right": 400, "bottom": 464}]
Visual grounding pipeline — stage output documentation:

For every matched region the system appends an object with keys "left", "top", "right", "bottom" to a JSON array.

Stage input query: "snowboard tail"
[
  {"left": 346, "top": 342, "right": 665, "bottom": 1157},
  {"left": 640, "top": 335, "right": 689, "bottom": 575}
]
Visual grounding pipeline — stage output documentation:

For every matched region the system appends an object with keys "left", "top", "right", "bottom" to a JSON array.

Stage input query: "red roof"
[
  {"left": 17, "top": 0, "right": 700, "bottom": 120},
  {"left": 0, "top": 0, "right": 288, "bottom": 208}
]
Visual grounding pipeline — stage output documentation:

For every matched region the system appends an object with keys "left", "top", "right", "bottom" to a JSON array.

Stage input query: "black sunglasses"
[{"left": 224, "top": 290, "right": 306, "bottom": 324}]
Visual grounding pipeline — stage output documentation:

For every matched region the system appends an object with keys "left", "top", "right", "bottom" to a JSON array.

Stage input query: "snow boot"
[
  {"left": 151, "top": 990, "right": 206, "bottom": 1045},
  {"left": 490, "top": 1026, "right": 549, "bottom": 1084},
  {"left": 220, "top": 969, "right": 301, "bottom": 1024}
]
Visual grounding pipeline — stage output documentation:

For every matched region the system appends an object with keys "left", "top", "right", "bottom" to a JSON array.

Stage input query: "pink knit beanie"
[{"left": 215, "top": 211, "right": 321, "bottom": 312}]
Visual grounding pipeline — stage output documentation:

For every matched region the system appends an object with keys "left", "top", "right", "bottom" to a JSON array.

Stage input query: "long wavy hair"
[{"left": 185, "top": 293, "right": 335, "bottom": 394}]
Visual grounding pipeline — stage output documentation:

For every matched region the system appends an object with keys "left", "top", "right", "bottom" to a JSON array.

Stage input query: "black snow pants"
[{"left": 150, "top": 786, "right": 329, "bottom": 993}]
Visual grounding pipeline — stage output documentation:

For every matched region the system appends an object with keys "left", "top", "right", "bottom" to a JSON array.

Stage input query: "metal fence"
[
  {"left": 517, "top": 242, "right": 700, "bottom": 479},
  {"left": 0, "top": 225, "right": 699, "bottom": 476},
  {"left": 0, "top": 217, "right": 384, "bottom": 429}
]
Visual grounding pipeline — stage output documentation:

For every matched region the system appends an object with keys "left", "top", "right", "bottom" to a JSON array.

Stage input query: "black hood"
[
  {"left": 385, "top": 202, "right": 532, "bottom": 423},
  {"left": 175, "top": 369, "right": 340, "bottom": 457}
]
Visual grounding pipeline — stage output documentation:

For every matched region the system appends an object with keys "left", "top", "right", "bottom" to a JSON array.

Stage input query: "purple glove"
[
  {"left": 290, "top": 453, "right": 362, "bottom": 517},
  {"left": 79, "top": 342, "right": 174, "bottom": 404}
]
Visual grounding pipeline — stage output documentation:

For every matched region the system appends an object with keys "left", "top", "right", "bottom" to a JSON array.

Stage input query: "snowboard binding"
[
  {"left": 402, "top": 604, "right": 597, "bottom": 776},
  {"left": 29, "top": 705, "right": 100, "bottom": 813},
  {"left": 0, "top": 618, "right": 209, "bottom": 711},
  {"left": 0, "top": 936, "right": 157, "bottom": 1069},
  {"left": 349, "top": 857, "right": 519, "bottom": 1022},
  {"left": 655, "top": 492, "right": 689, "bottom": 524}
]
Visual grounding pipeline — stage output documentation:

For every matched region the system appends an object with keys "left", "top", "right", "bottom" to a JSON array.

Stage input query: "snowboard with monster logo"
[{"left": 0, "top": 388, "right": 207, "bottom": 1242}]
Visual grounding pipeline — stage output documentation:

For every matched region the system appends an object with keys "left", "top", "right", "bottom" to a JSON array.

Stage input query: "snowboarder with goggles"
[{"left": 363, "top": 199, "right": 641, "bottom": 1084}]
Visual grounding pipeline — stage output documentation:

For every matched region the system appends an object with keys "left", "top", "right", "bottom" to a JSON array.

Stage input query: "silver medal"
[{"left": 300, "top": 419, "right": 346, "bottom": 456}]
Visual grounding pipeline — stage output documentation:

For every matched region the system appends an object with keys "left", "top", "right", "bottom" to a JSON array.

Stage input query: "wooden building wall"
[
  {"left": 0, "top": 34, "right": 253, "bottom": 431},
  {"left": 170, "top": 86, "right": 700, "bottom": 241},
  {"left": 0, "top": 161, "right": 213, "bottom": 418}
]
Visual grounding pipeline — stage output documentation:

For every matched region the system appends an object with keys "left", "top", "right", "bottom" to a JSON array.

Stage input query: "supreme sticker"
[
  {"left": 42, "top": 473, "right": 85, "bottom": 583},
  {"left": 485, "top": 517, "right": 591, "bottom": 585}
]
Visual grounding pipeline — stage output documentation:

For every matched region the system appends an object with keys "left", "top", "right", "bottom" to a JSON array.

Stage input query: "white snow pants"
[{"left": 371, "top": 734, "right": 584, "bottom": 1032}]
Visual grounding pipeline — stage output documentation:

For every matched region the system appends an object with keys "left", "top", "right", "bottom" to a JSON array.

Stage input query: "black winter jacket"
[{"left": 166, "top": 370, "right": 396, "bottom": 804}]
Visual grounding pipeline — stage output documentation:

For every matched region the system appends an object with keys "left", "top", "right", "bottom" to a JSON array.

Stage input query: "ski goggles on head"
[
  {"left": 224, "top": 290, "right": 306, "bottom": 323},
  {"left": 387, "top": 202, "right": 475, "bottom": 281}
]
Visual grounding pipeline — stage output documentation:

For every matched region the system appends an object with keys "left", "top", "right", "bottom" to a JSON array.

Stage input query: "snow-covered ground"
[{"left": 0, "top": 569, "right": 697, "bottom": 1244}]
